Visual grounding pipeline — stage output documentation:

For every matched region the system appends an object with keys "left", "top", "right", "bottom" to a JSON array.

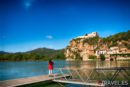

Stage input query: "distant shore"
[
  {"left": 66, "top": 57, "right": 130, "bottom": 61},
  {"left": 0, "top": 59, "right": 65, "bottom": 62}
]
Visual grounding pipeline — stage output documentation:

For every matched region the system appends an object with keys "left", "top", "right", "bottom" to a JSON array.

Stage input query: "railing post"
[{"left": 59, "top": 68, "right": 68, "bottom": 81}]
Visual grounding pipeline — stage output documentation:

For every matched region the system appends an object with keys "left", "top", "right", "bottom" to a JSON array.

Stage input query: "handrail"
[{"left": 55, "top": 67, "right": 130, "bottom": 70}]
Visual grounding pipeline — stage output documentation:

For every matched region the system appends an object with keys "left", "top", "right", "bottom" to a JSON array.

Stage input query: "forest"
[{"left": 0, "top": 48, "right": 65, "bottom": 61}]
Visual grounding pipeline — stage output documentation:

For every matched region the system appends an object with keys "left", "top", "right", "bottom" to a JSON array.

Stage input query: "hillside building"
[{"left": 76, "top": 32, "right": 98, "bottom": 39}]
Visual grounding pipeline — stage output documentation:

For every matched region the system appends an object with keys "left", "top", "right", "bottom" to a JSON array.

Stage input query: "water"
[
  {"left": 0, "top": 60, "right": 130, "bottom": 87},
  {"left": 67, "top": 60, "right": 130, "bottom": 81},
  {"left": 0, "top": 60, "right": 68, "bottom": 81}
]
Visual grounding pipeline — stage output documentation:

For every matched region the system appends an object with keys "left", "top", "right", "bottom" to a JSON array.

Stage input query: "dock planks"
[
  {"left": 53, "top": 79, "right": 105, "bottom": 87},
  {"left": 0, "top": 74, "right": 69, "bottom": 87}
]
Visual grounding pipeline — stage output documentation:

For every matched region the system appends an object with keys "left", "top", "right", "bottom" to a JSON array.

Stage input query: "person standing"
[{"left": 48, "top": 60, "right": 54, "bottom": 75}]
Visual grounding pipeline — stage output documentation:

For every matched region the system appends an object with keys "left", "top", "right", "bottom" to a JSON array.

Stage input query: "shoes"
[{"left": 49, "top": 74, "right": 54, "bottom": 77}]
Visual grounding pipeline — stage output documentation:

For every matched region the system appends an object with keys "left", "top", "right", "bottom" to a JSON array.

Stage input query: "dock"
[
  {"left": 1, "top": 67, "right": 129, "bottom": 87},
  {"left": 53, "top": 80, "right": 104, "bottom": 86},
  {"left": 0, "top": 74, "right": 69, "bottom": 87}
]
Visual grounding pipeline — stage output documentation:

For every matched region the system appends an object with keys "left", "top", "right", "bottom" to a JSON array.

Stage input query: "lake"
[
  {"left": 0, "top": 60, "right": 68, "bottom": 81},
  {"left": 0, "top": 60, "right": 130, "bottom": 86}
]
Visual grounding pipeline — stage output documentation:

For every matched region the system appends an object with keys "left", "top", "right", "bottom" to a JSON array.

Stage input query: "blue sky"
[{"left": 0, "top": 0, "right": 130, "bottom": 52}]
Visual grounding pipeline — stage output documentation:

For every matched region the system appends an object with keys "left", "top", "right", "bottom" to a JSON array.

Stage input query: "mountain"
[
  {"left": 65, "top": 30, "right": 130, "bottom": 61},
  {"left": 28, "top": 48, "right": 57, "bottom": 56},
  {"left": 0, "top": 48, "right": 65, "bottom": 61},
  {"left": 0, "top": 51, "right": 9, "bottom": 54},
  {"left": 27, "top": 47, "right": 65, "bottom": 59}
]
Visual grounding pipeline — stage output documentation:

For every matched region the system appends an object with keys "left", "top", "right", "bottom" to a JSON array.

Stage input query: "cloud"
[{"left": 45, "top": 35, "right": 53, "bottom": 39}]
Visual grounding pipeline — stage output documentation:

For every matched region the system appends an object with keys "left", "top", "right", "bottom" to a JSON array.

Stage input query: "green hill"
[
  {"left": 0, "top": 48, "right": 65, "bottom": 61},
  {"left": 102, "top": 30, "right": 130, "bottom": 49}
]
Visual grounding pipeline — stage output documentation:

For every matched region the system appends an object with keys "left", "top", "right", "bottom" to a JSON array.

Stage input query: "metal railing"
[{"left": 53, "top": 67, "right": 130, "bottom": 86}]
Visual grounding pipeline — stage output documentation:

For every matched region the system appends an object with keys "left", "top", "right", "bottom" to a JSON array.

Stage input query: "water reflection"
[
  {"left": 65, "top": 60, "right": 130, "bottom": 82},
  {"left": 68, "top": 60, "right": 130, "bottom": 69}
]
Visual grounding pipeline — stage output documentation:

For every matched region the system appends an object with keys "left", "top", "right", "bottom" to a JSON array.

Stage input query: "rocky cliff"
[{"left": 65, "top": 31, "right": 130, "bottom": 61}]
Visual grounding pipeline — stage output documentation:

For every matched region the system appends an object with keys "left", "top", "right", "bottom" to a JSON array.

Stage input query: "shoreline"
[
  {"left": 0, "top": 59, "right": 65, "bottom": 62},
  {"left": 66, "top": 57, "right": 130, "bottom": 61}
]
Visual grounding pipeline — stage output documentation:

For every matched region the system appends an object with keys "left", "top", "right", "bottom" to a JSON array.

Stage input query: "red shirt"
[{"left": 48, "top": 61, "right": 54, "bottom": 70}]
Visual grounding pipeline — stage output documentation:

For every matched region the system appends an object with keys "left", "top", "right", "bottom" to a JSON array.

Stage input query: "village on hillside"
[{"left": 65, "top": 32, "right": 130, "bottom": 61}]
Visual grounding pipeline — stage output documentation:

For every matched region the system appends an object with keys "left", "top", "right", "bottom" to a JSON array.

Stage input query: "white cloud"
[{"left": 45, "top": 35, "right": 53, "bottom": 39}]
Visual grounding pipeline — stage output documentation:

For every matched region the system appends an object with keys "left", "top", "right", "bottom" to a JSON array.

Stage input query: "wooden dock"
[
  {"left": 0, "top": 74, "right": 69, "bottom": 87},
  {"left": 53, "top": 79, "right": 105, "bottom": 86}
]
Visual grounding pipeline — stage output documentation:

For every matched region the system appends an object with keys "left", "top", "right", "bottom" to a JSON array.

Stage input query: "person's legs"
[
  {"left": 51, "top": 69, "right": 53, "bottom": 74},
  {"left": 49, "top": 70, "right": 51, "bottom": 75},
  {"left": 50, "top": 70, "right": 52, "bottom": 74}
]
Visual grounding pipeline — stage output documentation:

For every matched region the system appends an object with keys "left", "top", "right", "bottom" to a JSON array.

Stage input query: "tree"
[
  {"left": 85, "top": 33, "right": 88, "bottom": 36},
  {"left": 88, "top": 55, "right": 97, "bottom": 59},
  {"left": 100, "top": 54, "right": 106, "bottom": 61}
]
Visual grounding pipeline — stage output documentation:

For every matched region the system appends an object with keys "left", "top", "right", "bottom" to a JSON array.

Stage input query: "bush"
[
  {"left": 88, "top": 55, "right": 97, "bottom": 59},
  {"left": 100, "top": 54, "right": 106, "bottom": 61},
  {"left": 83, "top": 36, "right": 99, "bottom": 45}
]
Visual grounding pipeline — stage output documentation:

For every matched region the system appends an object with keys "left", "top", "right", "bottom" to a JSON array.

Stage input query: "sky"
[{"left": 0, "top": 0, "right": 130, "bottom": 52}]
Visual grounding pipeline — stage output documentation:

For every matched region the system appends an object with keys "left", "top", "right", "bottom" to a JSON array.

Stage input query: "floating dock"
[
  {"left": 0, "top": 74, "right": 69, "bottom": 87},
  {"left": 53, "top": 79, "right": 105, "bottom": 86},
  {"left": 1, "top": 67, "right": 130, "bottom": 87}
]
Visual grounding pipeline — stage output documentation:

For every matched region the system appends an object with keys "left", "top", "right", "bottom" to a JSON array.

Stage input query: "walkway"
[{"left": 0, "top": 74, "right": 69, "bottom": 87}]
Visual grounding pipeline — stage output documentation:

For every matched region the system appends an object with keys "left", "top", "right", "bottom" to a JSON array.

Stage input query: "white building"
[
  {"left": 96, "top": 50, "right": 107, "bottom": 55},
  {"left": 96, "top": 46, "right": 120, "bottom": 56},
  {"left": 76, "top": 32, "right": 98, "bottom": 39},
  {"left": 109, "top": 47, "right": 119, "bottom": 54}
]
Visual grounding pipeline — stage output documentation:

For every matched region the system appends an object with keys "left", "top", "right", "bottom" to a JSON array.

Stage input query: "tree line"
[{"left": 0, "top": 48, "right": 65, "bottom": 61}]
